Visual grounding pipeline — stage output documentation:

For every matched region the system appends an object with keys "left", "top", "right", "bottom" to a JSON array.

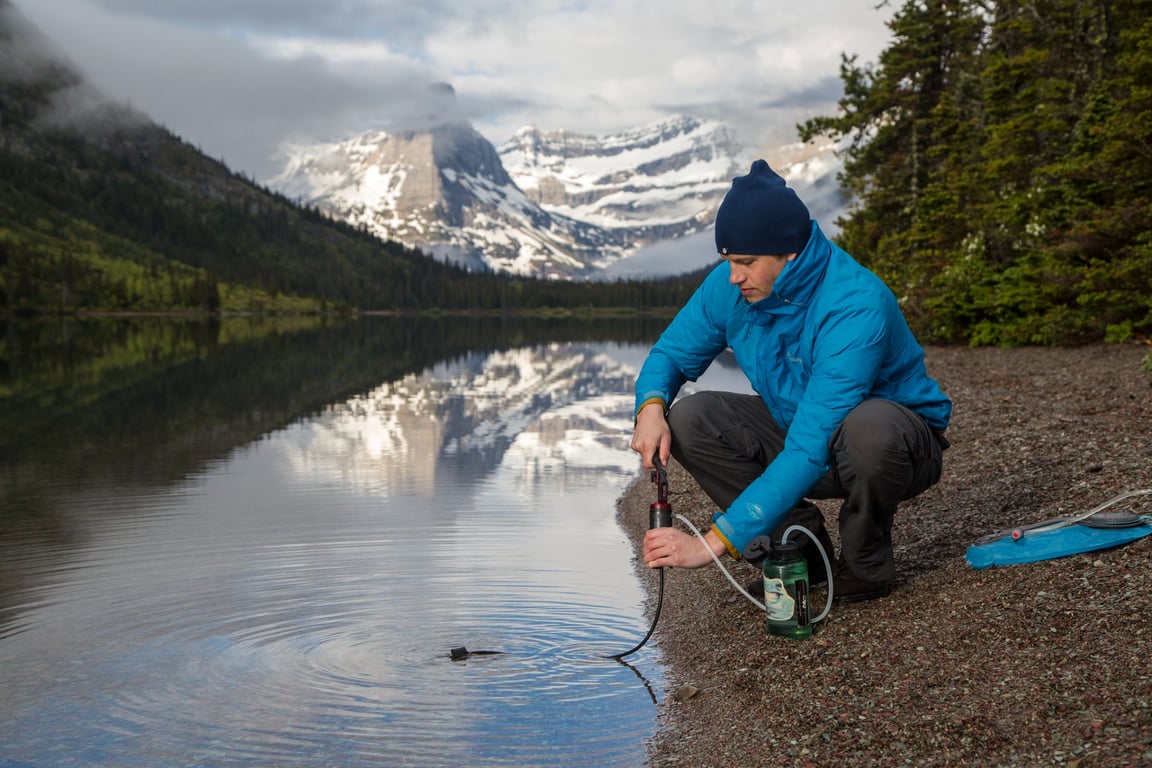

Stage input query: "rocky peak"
[{"left": 268, "top": 113, "right": 841, "bottom": 279}]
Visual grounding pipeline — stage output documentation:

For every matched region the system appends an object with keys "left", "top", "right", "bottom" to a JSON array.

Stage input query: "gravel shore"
[{"left": 614, "top": 344, "right": 1152, "bottom": 768}]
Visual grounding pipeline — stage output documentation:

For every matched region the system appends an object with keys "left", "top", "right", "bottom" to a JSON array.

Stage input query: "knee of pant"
[
  {"left": 834, "top": 411, "right": 906, "bottom": 476},
  {"left": 837, "top": 425, "right": 895, "bottom": 460}
]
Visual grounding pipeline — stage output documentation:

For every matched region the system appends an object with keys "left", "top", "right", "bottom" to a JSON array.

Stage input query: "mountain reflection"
[{"left": 282, "top": 344, "right": 640, "bottom": 497}]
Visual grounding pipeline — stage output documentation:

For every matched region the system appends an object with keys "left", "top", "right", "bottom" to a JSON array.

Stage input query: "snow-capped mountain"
[
  {"left": 498, "top": 116, "right": 747, "bottom": 240},
  {"left": 268, "top": 108, "right": 844, "bottom": 279},
  {"left": 270, "top": 121, "right": 635, "bottom": 277}
]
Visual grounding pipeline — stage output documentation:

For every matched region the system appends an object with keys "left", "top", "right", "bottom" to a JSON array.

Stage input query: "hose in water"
[
  {"left": 606, "top": 567, "right": 665, "bottom": 660},
  {"left": 607, "top": 458, "right": 673, "bottom": 660}
]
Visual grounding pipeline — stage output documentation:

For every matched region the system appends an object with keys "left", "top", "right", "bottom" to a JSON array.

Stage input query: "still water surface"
[{"left": 0, "top": 317, "right": 746, "bottom": 767}]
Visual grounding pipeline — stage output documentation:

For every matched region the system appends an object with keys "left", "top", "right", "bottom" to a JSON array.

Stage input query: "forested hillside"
[
  {"left": 0, "top": 2, "right": 703, "bottom": 316},
  {"left": 803, "top": 0, "right": 1151, "bottom": 346},
  {"left": 3, "top": 0, "right": 1149, "bottom": 350}
]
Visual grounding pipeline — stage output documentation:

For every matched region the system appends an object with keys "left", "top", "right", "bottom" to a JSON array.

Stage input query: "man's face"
[{"left": 723, "top": 252, "right": 797, "bottom": 303}]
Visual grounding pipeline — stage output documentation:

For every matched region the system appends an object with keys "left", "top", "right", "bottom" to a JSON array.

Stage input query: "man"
[{"left": 630, "top": 159, "right": 951, "bottom": 601}]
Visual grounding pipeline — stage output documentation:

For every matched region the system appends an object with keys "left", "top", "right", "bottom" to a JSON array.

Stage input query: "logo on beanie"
[{"left": 715, "top": 160, "right": 811, "bottom": 256}]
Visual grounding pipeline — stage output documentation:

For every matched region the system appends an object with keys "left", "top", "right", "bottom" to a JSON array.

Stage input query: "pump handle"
[
  {"left": 651, "top": 457, "right": 669, "bottom": 505},
  {"left": 649, "top": 457, "right": 673, "bottom": 529}
]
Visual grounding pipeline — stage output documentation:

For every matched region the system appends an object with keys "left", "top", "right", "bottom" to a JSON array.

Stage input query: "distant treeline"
[{"left": 0, "top": 120, "right": 707, "bottom": 316}]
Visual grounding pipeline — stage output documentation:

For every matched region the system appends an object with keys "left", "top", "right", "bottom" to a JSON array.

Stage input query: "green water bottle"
[{"left": 762, "top": 540, "right": 812, "bottom": 640}]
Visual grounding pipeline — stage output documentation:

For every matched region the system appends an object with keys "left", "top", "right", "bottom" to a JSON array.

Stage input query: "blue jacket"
[{"left": 634, "top": 223, "right": 952, "bottom": 556}]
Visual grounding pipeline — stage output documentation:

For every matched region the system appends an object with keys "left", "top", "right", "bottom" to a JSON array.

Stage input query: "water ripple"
[{"left": 2, "top": 535, "right": 661, "bottom": 767}]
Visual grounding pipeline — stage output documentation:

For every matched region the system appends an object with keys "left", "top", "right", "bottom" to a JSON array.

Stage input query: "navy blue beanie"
[{"left": 714, "top": 159, "right": 811, "bottom": 256}]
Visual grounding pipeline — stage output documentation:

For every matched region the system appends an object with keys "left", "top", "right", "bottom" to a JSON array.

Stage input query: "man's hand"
[
  {"left": 642, "top": 527, "right": 727, "bottom": 569},
  {"left": 631, "top": 401, "right": 671, "bottom": 469}
]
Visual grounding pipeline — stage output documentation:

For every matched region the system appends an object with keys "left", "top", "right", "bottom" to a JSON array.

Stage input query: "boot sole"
[{"left": 832, "top": 583, "right": 892, "bottom": 603}]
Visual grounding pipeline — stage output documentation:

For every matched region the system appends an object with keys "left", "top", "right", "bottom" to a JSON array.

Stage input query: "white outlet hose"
[{"left": 675, "top": 514, "right": 834, "bottom": 624}]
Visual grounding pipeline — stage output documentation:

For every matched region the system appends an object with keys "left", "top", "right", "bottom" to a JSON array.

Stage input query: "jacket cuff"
[
  {"left": 634, "top": 397, "right": 667, "bottom": 421},
  {"left": 710, "top": 524, "right": 741, "bottom": 561}
]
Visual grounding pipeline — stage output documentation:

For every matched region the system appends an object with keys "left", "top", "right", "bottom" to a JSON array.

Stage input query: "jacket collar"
[{"left": 746, "top": 222, "right": 828, "bottom": 321}]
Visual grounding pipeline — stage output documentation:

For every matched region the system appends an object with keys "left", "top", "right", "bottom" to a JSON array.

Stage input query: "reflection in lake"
[{"left": 1, "top": 316, "right": 709, "bottom": 767}]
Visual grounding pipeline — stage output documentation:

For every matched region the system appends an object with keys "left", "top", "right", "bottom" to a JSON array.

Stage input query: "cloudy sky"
[{"left": 18, "top": 0, "right": 897, "bottom": 181}]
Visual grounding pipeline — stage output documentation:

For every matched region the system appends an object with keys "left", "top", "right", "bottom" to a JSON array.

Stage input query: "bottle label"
[
  {"left": 795, "top": 579, "right": 809, "bottom": 628},
  {"left": 764, "top": 576, "right": 810, "bottom": 631},
  {"left": 763, "top": 576, "right": 797, "bottom": 622}
]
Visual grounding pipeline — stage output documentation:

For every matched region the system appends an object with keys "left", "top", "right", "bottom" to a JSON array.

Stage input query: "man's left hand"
[{"left": 642, "top": 527, "right": 726, "bottom": 569}]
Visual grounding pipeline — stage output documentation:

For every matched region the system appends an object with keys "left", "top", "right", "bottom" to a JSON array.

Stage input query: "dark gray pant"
[{"left": 667, "top": 392, "right": 947, "bottom": 582}]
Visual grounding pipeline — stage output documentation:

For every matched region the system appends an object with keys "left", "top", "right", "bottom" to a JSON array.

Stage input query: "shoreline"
[{"left": 614, "top": 344, "right": 1152, "bottom": 768}]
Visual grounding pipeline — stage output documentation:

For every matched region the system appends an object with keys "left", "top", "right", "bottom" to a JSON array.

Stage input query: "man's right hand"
[{"left": 630, "top": 401, "right": 671, "bottom": 469}]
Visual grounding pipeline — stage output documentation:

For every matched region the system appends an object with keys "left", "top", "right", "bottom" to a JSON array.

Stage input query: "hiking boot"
[
  {"left": 744, "top": 574, "right": 767, "bottom": 600},
  {"left": 831, "top": 559, "right": 892, "bottom": 603}
]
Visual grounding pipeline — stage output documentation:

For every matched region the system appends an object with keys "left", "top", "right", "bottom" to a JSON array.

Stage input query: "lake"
[{"left": 0, "top": 316, "right": 748, "bottom": 767}]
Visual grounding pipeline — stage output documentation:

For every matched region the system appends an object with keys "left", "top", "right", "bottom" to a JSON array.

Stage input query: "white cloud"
[{"left": 16, "top": 0, "right": 895, "bottom": 180}]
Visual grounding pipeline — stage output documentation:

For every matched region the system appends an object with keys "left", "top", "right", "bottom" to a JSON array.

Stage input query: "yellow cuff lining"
[
  {"left": 634, "top": 397, "right": 667, "bottom": 419},
  {"left": 711, "top": 525, "right": 741, "bottom": 561}
]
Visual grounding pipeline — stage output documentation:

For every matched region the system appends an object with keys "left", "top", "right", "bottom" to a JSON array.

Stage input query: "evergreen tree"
[{"left": 805, "top": 0, "right": 1151, "bottom": 345}]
